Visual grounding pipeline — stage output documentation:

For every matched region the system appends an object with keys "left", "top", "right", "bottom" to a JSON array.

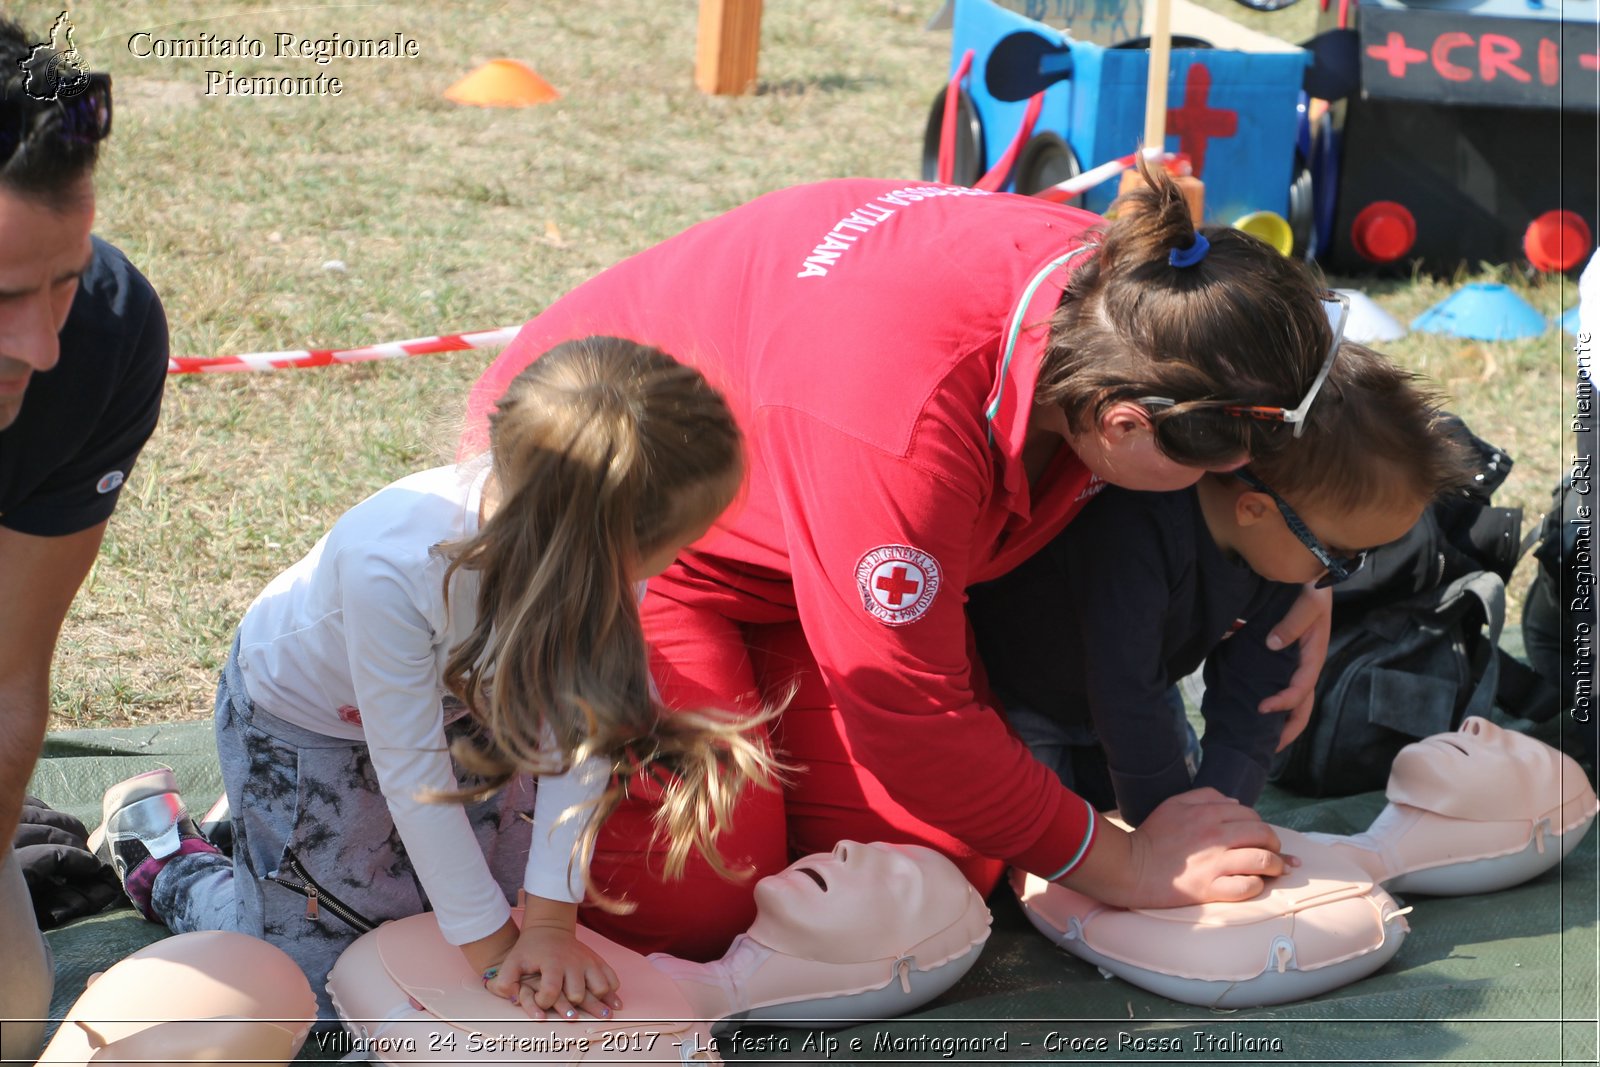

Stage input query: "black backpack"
[
  {"left": 1521, "top": 377, "right": 1599, "bottom": 766},
  {"left": 1272, "top": 571, "right": 1509, "bottom": 796},
  {"left": 1271, "top": 420, "right": 1543, "bottom": 797}
]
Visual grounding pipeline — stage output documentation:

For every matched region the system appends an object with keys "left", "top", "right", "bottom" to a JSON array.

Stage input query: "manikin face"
[
  {"left": 0, "top": 182, "right": 95, "bottom": 431},
  {"left": 1388, "top": 715, "right": 1574, "bottom": 820},
  {"left": 747, "top": 841, "right": 974, "bottom": 965}
]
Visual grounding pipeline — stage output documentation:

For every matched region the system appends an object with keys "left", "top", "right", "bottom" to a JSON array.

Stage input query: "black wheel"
[
  {"left": 1014, "top": 131, "right": 1082, "bottom": 197},
  {"left": 921, "top": 85, "right": 985, "bottom": 187},
  {"left": 1288, "top": 156, "right": 1314, "bottom": 258}
]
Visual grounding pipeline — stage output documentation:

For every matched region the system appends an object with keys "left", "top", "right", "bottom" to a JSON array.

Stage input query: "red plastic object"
[
  {"left": 975, "top": 91, "right": 1043, "bottom": 192},
  {"left": 1523, "top": 210, "right": 1593, "bottom": 273},
  {"left": 1350, "top": 201, "right": 1417, "bottom": 263},
  {"left": 939, "top": 50, "right": 975, "bottom": 185}
]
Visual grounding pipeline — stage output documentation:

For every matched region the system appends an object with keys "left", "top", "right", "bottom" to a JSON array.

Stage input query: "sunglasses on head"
[
  {"left": 1219, "top": 291, "right": 1351, "bottom": 435},
  {"left": 0, "top": 71, "right": 113, "bottom": 168},
  {"left": 1137, "top": 399, "right": 1271, "bottom": 468},
  {"left": 1233, "top": 467, "right": 1368, "bottom": 588},
  {"left": 1135, "top": 290, "right": 1352, "bottom": 462}
]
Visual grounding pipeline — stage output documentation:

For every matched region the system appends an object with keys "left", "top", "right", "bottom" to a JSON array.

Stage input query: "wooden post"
[
  {"left": 1116, "top": 0, "right": 1205, "bottom": 223},
  {"left": 1143, "top": 0, "right": 1172, "bottom": 148},
  {"left": 695, "top": 0, "right": 763, "bottom": 96}
]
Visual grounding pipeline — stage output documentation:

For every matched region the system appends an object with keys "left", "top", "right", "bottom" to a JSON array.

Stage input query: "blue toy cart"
[{"left": 926, "top": 0, "right": 1309, "bottom": 237}]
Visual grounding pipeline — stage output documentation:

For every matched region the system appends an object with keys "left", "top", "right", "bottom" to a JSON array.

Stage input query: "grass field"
[{"left": 31, "top": 0, "right": 1578, "bottom": 729}]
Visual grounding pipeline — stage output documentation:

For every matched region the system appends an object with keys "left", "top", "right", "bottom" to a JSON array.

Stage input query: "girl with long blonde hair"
[{"left": 88, "top": 336, "right": 779, "bottom": 1022}]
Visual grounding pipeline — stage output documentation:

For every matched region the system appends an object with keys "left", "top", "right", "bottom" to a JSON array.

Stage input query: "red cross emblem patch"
[{"left": 856, "top": 544, "right": 942, "bottom": 626}]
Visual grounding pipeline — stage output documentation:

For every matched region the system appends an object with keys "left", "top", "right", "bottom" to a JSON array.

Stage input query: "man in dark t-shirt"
[
  {"left": 0, "top": 236, "right": 167, "bottom": 531},
  {"left": 0, "top": 18, "right": 168, "bottom": 1060}
]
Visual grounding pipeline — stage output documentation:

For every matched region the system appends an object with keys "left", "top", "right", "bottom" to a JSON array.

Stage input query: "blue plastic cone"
[
  {"left": 1411, "top": 283, "right": 1547, "bottom": 341},
  {"left": 1563, "top": 306, "right": 1582, "bottom": 336},
  {"left": 1336, "top": 288, "right": 1406, "bottom": 344}
]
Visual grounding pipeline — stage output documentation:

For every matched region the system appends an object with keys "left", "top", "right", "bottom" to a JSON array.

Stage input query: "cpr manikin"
[
  {"left": 39, "top": 721, "right": 1595, "bottom": 1061},
  {"left": 1016, "top": 717, "right": 1598, "bottom": 1008},
  {"left": 655, "top": 838, "right": 988, "bottom": 1023},
  {"left": 38, "top": 930, "right": 316, "bottom": 1065},
  {"left": 324, "top": 841, "right": 992, "bottom": 1063}
]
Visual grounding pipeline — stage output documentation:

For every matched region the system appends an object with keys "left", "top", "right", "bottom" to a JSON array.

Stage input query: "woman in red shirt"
[{"left": 462, "top": 169, "right": 1336, "bottom": 959}]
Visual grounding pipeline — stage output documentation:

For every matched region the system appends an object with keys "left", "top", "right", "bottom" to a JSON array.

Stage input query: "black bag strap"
[
  {"left": 1454, "top": 570, "right": 1507, "bottom": 724},
  {"left": 1519, "top": 520, "right": 1546, "bottom": 561},
  {"left": 1497, "top": 647, "right": 1559, "bottom": 722}
]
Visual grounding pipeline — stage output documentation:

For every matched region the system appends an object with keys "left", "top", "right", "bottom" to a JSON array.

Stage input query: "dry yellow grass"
[{"left": 26, "top": 0, "right": 1573, "bottom": 728}]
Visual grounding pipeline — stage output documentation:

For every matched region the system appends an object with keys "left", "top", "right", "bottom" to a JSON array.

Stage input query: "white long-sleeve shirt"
[{"left": 236, "top": 461, "right": 604, "bottom": 945}]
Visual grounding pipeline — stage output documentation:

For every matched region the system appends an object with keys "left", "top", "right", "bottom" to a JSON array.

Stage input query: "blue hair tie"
[{"left": 1168, "top": 233, "right": 1209, "bottom": 268}]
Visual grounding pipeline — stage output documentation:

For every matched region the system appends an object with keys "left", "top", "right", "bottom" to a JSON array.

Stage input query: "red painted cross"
[
  {"left": 1367, "top": 31, "right": 1428, "bottom": 79},
  {"left": 1165, "top": 64, "right": 1237, "bottom": 178},
  {"left": 875, "top": 566, "right": 921, "bottom": 607}
]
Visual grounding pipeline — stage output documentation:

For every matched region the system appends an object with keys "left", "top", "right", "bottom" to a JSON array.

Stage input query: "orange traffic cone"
[{"left": 444, "top": 59, "right": 558, "bottom": 107}]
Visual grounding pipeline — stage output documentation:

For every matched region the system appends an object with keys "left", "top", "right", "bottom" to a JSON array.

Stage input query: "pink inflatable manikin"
[
  {"left": 1016, "top": 717, "right": 1598, "bottom": 1008},
  {"left": 37, "top": 930, "right": 317, "bottom": 1065},
  {"left": 39, "top": 720, "right": 1596, "bottom": 1062},
  {"left": 324, "top": 841, "right": 991, "bottom": 1063}
]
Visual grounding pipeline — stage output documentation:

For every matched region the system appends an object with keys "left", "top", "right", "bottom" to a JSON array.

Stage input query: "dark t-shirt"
[
  {"left": 0, "top": 237, "right": 168, "bottom": 536},
  {"left": 969, "top": 485, "right": 1299, "bottom": 825}
]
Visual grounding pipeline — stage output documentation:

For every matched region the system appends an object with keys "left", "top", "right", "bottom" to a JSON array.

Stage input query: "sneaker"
[{"left": 87, "top": 768, "right": 219, "bottom": 920}]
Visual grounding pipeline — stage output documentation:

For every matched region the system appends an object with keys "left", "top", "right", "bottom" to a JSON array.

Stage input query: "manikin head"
[
  {"left": 1388, "top": 716, "right": 1596, "bottom": 822},
  {"left": 41, "top": 931, "right": 317, "bottom": 1066},
  {"left": 748, "top": 840, "right": 984, "bottom": 966}
]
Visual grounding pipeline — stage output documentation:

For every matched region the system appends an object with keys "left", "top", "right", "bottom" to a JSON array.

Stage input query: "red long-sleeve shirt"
[{"left": 463, "top": 180, "right": 1108, "bottom": 878}]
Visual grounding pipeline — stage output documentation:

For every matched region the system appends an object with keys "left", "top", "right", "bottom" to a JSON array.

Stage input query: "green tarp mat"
[{"left": 28, "top": 718, "right": 1599, "bottom": 1065}]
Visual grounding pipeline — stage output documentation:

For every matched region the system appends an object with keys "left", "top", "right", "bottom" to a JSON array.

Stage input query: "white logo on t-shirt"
[{"left": 856, "top": 544, "right": 942, "bottom": 626}]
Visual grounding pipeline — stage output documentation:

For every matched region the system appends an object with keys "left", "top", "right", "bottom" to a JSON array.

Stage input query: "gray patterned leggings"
[{"left": 151, "top": 639, "right": 536, "bottom": 1018}]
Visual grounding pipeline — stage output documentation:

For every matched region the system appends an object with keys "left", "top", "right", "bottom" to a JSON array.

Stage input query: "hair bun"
[{"left": 1168, "top": 233, "right": 1209, "bottom": 268}]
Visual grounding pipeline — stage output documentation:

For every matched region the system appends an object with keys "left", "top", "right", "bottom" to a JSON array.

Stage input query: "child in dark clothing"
[
  {"left": 970, "top": 342, "right": 1474, "bottom": 825},
  {"left": 971, "top": 482, "right": 1302, "bottom": 825}
]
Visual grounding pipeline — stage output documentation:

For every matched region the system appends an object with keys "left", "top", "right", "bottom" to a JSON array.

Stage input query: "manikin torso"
[
  {"left": 41, "top": 719, "right": 1596, "bottom": 1063},
  {"left": 324, "top": 841, "right": 993, "bottom": 1064},
  {"left": 1016, "top": 717, "right": 1597, "bottom": 1007}
]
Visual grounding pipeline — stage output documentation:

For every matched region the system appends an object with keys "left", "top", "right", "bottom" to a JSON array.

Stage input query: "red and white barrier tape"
[
  {"left": 1033, "top": 147, "right": 1170, "bottom": 205},
  {"left": 167, "top": 326, "right": 522, "bottom": 375}
]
